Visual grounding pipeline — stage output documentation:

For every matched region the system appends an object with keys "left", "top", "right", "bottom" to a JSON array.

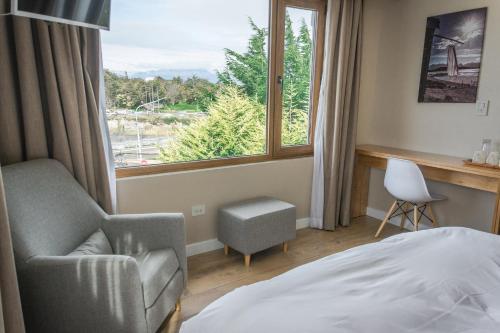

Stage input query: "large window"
[{"left": 102, "top": 0, "right": 325, "bottom": 176}]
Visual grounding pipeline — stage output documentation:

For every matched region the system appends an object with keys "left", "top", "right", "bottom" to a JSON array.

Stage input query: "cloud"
[{"left": 102, "top": 44, "right": 224, "bottom": 72}]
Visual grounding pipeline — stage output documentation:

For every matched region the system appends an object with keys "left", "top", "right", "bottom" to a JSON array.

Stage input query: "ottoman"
[{"left": 218, "top": 197, "right": 296, "bottom": 266}]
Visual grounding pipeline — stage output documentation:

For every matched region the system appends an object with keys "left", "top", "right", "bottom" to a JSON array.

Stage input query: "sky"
[
  {"left": 429, "top": 8, "right": 487, "bottom": 66},
  {"left": 102, "top": 0, "right": 313, "bottom": 73}
]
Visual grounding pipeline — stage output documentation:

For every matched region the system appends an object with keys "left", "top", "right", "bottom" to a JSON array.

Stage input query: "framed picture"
[{"left": 418, "top": 8, "right": 487, "bottom": 103}]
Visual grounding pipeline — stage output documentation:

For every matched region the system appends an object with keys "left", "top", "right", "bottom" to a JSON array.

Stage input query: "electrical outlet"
[
  {"left": 476, "top": 100, "right": 489, "bottom": 116},
  {"left": 191, "top": 204, "right": 206, "bottom": 217}
]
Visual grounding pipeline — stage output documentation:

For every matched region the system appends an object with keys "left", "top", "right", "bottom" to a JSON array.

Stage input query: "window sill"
[{"left": 115, "top": 152, "right": 313, "bottom": 178}]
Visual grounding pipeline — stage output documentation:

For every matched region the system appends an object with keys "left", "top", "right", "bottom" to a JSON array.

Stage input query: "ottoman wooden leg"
[
  {"left": 224, "top": 245, "right": 229, "bottom": 255},
  {"left": 283, "top": 241, "right": 288, "bottom": 253},
  {"left": 244, "top": 254, "right": 251, "bottom": 267},
  {"left": 175, "top": 299, "right": 181, "bottom": 312}
]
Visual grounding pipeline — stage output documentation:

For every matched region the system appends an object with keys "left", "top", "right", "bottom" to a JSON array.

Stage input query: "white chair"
[{"left": 375, "top": 158, "right": 446, "bottom": 238}]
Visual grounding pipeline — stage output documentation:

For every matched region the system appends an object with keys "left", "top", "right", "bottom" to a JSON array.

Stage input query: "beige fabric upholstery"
[
  {"left": 0, "top": 166, "right": 25, "bottom": 333},
  {"left": 0, "top": 15, "right": 113, "bottom": 213},
  {"left": 311, "top": 0, "right": 363, "bottom": 230}
]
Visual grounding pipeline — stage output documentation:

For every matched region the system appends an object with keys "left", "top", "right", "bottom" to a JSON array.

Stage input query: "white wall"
[
  {"left": 359, "top": 0, "right": 500, "bottom": 231},
  {"left": 117, "top": 158, "right": 313, "bottom": 244}
]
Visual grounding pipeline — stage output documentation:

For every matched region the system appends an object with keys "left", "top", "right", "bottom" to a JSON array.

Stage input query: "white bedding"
[{"left": 180, "top": 228, "right": 500, "bottom": 333}]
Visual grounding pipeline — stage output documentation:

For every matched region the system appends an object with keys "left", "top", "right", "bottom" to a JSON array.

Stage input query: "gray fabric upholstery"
[
  {"left": 218, "top": 197, "right": 296, "bottom": 255},
  {"left": 67, "top": 229, "right": 113, "bottom": 256},
  {"left": 2, "top": 159, "right": 187, "bottom": 333},
  {"left": 131, "top": 249, "right": 179, "bottom": 309}
]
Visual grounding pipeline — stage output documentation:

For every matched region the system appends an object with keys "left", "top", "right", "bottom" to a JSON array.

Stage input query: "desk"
[{"left": 350, "top": 145, "right": 500, "bottom": 234}]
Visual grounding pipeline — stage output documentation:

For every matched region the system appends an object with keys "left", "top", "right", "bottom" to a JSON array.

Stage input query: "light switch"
[
  {"left": 192, "top": 204, "right": 206, "bottom": 217},
  {"left": 476, "top": 100, "right": 489, "bottom": 116}
]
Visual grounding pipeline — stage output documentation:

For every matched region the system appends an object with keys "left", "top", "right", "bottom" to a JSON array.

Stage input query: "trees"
[{"left": 159, "top": 86, "right": 265, "bottom": 163}]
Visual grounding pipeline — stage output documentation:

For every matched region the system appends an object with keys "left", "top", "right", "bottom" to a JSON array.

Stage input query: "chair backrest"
[
  {"left": 384, "top": 158, "right": 432, "bottom": 204},
  {"left": 2, "top": 159, "right": 105, "bottom": 268}
]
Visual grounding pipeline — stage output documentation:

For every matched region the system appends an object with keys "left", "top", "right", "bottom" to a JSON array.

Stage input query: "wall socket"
[
  {"left": 191, "top": 204, "right": 206, "bottom": 217},
  {"left": 476, "top": 100, "right": 489, "bottom": 116}
]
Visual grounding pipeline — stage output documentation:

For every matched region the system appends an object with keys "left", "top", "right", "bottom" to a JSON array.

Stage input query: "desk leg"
[
  {"left": 492, "top": 191, "right": 500, "bottom": 235},
  {"left": 351, "top": 155, "right": 370, "bottom": 218}
]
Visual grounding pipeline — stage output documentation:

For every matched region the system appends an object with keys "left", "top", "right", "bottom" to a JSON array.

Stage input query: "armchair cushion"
[
  {"left": 67, "top": 229, "right": 113, "bottom": 256},
  {"left": 131, "top": 249, "right": 180, "bottom": 309}
]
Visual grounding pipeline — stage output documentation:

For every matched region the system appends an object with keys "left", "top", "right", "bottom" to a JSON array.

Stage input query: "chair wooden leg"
[
  {"left": 399, "top": 202, "right": 408, "bottom": 230},
  {"left": 175, "top": 299, "right": 181, "bottom": 312},
  {"left": 283, "top": 241, "right": 288, "bottom": 253},
  {"left": 427, "top": 204, "right": 439, "bottom": 227},
  {"left": 375, "top": 201, "right": 398, "bottom": 238},
  {"left": 413, "top": 205, "right": 419, "bottom": 231},
  {"left": 244, "top": 254, "right": 251, "bottom": 267},
  {"left": 224, "top": 245, "right": 229, "bottom": 255}
]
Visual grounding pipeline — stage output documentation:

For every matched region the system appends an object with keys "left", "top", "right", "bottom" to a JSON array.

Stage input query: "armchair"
[{"left": 2, "top": 159, "right": 187, "bottom": 333}]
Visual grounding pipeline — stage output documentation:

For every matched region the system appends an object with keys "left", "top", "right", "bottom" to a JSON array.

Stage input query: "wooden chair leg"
[
  {"left": 224, "top": 245, "right": 229, "bottom": 255},
  {"left": 175, "top": 299, "right": 181, "bottom": 312},
  {"left": 427, "top": 204, "right": 439, "bottom": 227},
  {"left": 413, "top": 205, "right": 419, "bottom": 231},
  {"left": 375, "top": 201, "right": 398, "bottom": 238},
  {"left": 399, "top": 202, "right": 408, "bottom": 230},
  {"left": 283, "top": 242, "right": 288, "bottom": 253},
  {"left": 244, "top": 254, "right": 251, "bottom": 267}
]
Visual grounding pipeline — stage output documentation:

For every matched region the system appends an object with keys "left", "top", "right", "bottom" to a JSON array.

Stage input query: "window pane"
[
  {"left": 103, "top": 0, "right": 269, "bottom": 168},
  {"left": 281, "top": 7, "right": 316, "bottom": 147}
]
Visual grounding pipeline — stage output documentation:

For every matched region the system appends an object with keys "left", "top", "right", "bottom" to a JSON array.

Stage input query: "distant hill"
[{"left": 126, "top": 69, "right": 219, "bottom": 83}]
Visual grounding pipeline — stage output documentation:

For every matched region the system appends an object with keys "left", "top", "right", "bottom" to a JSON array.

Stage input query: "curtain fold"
[
  {"left": 0, "top": 166, "right": 25, "bottom": 333},
  {"left": 0, "top": 16, "right": 115, "bottom": 213},
  {"left": 311, "top": 0, "right": 363, "bottom": 230}
]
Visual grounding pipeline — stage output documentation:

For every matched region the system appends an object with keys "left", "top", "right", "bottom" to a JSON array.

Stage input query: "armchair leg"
[
  {"left": 283, "top": 241, "right": 288, "bottom": 253},
  {"left": 224, "top": 245, "right": 229, "bottom": 255},
  {"left": 176, "top": 299, "right": 181, "bottom": 312}
]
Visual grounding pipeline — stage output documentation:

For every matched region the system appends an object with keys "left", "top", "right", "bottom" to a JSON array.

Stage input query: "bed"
[{"left": 180, "top": 227, "right": 500, "bottom": 333}]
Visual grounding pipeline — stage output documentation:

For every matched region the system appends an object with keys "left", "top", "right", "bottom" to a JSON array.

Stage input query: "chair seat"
[
  {"left": 429, "top": 193, "right": 447, "bottom": 202},
  {"left": 132, "top": 248, "right": 180, "bottom": 309}
]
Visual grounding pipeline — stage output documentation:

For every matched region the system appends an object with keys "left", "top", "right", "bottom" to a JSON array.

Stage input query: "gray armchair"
[{"left": 2, "top": 159, "right": 187, "bottom": 333}]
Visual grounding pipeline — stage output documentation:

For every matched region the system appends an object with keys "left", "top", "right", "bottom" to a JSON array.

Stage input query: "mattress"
[{"left": 181, "top": 227, "right": 500, "bottom": 333}]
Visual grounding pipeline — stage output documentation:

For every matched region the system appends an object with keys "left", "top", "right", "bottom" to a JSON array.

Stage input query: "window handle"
[{"left": 277, "top": 75, "right": 284, "bottom": 94}]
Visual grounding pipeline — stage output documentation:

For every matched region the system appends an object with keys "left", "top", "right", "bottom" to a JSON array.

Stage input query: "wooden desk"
[{"left": 351, "top": 145, "right": 500, "bottom": 234}]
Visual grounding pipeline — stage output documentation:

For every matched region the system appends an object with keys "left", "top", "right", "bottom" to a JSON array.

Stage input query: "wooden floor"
[{"left": 160, "top": 216, "right": 402, "bottom": 333}]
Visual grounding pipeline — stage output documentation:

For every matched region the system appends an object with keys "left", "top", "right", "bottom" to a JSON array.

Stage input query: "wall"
[
  {"left": 117, "top": 157, "right": 313, "bottom": 245},
  {"left": 359, "top": 0, "right": 500, "bottom": 231}
]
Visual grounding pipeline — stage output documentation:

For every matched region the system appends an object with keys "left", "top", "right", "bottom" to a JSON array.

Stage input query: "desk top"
[{"left": 357, "top": 144, "right": 500, "bottom": 180}]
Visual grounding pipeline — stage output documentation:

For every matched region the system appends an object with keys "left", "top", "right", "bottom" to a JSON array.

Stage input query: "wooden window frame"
[{"left": 116, "top": 0, "right": 326, "bottom": 178}]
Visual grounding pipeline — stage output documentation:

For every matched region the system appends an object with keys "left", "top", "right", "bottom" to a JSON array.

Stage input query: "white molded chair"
[{"left": 375, "top": 158, "right": 446, "bottom": 238}]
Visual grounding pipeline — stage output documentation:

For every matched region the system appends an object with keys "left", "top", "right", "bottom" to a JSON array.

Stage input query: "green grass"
[{"left": 161, "top": 102, "right": 201, "bottom": 112}]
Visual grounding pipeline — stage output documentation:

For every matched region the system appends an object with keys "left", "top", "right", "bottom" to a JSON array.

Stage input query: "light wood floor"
[{"left": 160, "top": 216, "right": 402, "bottom": 333}]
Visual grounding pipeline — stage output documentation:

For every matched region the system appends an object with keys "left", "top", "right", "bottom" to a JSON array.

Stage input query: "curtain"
[
  {"left": 310, "top": 0, "right": 363, "bottom": 230},
  {"left": 0, "top": 166, "right": 25, "bottom": 333},
  {"left": 0, "top": 16, "right": 115, "bottom": 213}
]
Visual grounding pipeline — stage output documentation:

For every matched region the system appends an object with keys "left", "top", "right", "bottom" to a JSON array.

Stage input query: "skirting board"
[
  {"left": 186, "top": 218, "right": 311, "bottom": 257},
  {"left": 366, "top": 207, "right": 430, "bottom": 232}
]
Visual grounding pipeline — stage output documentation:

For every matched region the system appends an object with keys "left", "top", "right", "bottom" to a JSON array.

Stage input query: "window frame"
[{"left": 115, "top": 0, "right": 326, "bottom": 178}]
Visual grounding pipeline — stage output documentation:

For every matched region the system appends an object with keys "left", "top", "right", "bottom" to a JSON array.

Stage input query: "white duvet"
[{"left": 180, "top": 228, "right": 500, "bottom": 333}]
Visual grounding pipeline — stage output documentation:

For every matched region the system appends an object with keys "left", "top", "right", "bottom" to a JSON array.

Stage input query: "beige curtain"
[
  {"left": 310, "top": 0, "right": 363, "bottom": 230},
  {"left": 0, "top": 166, "right": 25, "bottom": 333},
  {"left": 0, "top": 16, "right": 114, "bottom": 213}
]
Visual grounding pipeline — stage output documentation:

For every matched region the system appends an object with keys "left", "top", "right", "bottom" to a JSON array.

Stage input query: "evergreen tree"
[
  {"left": 159, "top": 86, "right": 266, "bottom": 163},
  {"left": 217, "top": 19, "right": 268, "bottom": 105}
]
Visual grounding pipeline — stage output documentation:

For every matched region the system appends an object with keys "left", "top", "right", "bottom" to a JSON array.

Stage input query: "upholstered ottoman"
[{"left": 218, "top": 197, "right": 296, "bottom": 266}]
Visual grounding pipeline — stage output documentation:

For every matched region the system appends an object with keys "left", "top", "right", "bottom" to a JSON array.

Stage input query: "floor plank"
[{"left": 160, "top": 216, "right": 402, "bottom": 333}]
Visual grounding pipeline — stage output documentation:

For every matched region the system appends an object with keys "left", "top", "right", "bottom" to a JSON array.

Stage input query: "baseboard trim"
[
  {"left": 186, "top": 218, "right": 311, "bottom": 257},
  {"left": 366, "top": 206, "right": 429, "bottom": 231}
]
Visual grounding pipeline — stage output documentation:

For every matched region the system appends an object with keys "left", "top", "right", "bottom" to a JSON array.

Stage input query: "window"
[{"left": 102, "top": 0, "right": 325, "bottom": 177}]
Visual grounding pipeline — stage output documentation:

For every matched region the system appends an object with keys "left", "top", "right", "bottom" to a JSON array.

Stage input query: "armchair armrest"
[
  {"left": 102, "top": 213, "right": 187, "bottom": 284},
  {"left": 22, "top": 255, "right": 147, "bottom": 333}
]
